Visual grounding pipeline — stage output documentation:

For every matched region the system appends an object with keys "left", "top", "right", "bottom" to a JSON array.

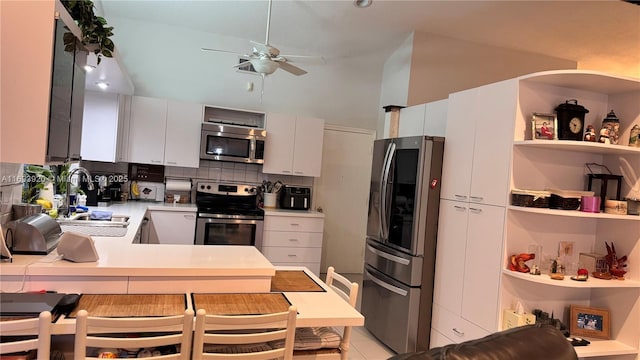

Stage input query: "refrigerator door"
[{"left": 362, "top": 265, "right": 422, "bottom": 354}]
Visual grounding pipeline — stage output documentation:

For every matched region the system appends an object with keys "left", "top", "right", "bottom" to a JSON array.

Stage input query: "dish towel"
[{"left": 90, "top": 210, "right": 113, "bottom": 221}]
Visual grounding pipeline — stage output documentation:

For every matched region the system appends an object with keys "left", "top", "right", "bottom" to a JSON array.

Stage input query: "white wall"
[{"left": 109, "top": 17, "right": 384, "bottom": 131}]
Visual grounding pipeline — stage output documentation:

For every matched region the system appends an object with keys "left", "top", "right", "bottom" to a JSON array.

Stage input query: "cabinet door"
[
  {"left": 461, "top": 204, "right": 505, "bottom": 332},
  {"left": 263, "top": 113, "right": 296, "bottom": 175},
  {"left": 115, "top": 95, "right": 131, "bottom": 162},
  {"left": 468, "top": 80, "right": 516, "bottom": 206},
  {"left": 440, "top": 88, "right": 477, "bottom": 202},
  {"left": 423, "top": 99, "right": 448, "bottom": 137},
  {"left": 81, "top": 91, "right": 119, "bottom": 162},
  {"left": 164, "top": 100, "right": 202, "bottom": 168},
  {"left": 149, "top": 211, "right": 196, "bottom": 245},
  {"left": 398, "top": 104, "right": 426, "bottom": 137},
  {"left": 433, "top": 199, "right": 468, "bottom": 314},
  {"left": 128, "top": 96, "right": 167, "bottom": 165},
  {"left": 292, "top": 117, "right": 324, "bottom": 177}
]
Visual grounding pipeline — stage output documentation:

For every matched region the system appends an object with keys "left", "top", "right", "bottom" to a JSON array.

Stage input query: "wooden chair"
[
  {"left": 0, "top": 311, "right": 52, "bottom": 360},
  {"left": 73, "top": 309, "right": 194, "bottom": 360},
  {"left": 293, "top": 266, "right": 359, "bottom": 360},
  {"left": 192, "top": 305, "right": 297, "bottom": 360}
]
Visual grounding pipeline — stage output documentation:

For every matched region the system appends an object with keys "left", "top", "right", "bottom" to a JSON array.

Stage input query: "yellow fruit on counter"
[
  {"left": 36, "top": 198, "right": 53, "bottom": 210},
  {"left": 48, "top": 209, "right": 58, "bottom": 219},
  {"left": 131, "top": 181, "right": 140, "bottom": 196}
]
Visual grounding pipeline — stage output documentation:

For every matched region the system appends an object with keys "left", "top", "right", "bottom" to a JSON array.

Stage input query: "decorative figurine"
[
  {"left": 598, "top": 126, "right": 611, "bottom": 144},
  {"left": 605, "top": 242, "right": 628, "bottom": 278},
  {"left": 508, "top": 253, "right": 536, "bottom": 273},
  {"left": 600, "top": 110, "right": 620, "bottom": 145},
  {"left": 549, "top": 259, "right": 565, "bottom": 280},
  {"left": 584, "top": 125, "right": 597, "bottom": 142},
  {"left": 629, "top": 124, "right": 640, "bottom": 147}
]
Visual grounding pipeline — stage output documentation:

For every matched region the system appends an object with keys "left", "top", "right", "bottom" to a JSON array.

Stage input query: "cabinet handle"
[
  {"left": 452, "top": 328, "right": 465, "bottom": 337},
  {"left": 288, "top": 238, "right": 299, "bottom": 242},
  {"left": 282, "top": 170, "right": 291, "bottom": 173},
  {"left": 453, "top": 205, "right": 467, "bottom": 211},
  {"left": 290, "top": 223, "right": 300, "bottom": 226},
  {"left": 470, "top": 196, "right": 483, "bottom": 202},
  {"left": 287, "top": 254, "right": 297, "bottom": 258},
  {"left": 469, "top": 207, "right": 482, "bottom": 214},
  {"left": 184, "top": 215, "right": 195, "bottom": 220},
  {"left": 294, "top": 171, "right": 304, "bottom": 175},
  {"left": 151, "top": 160, "right": 162, "bottom": 164},
  {"left": 454, "top": 194, "right": 468, "bottom": 200},
  {"left": 167, "top": 161, "right": 177, "bottom": 165}
]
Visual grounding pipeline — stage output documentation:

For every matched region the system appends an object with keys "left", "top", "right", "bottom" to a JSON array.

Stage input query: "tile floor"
[{"left": 337, "top": 273, "right": 397, "bottom": 360}]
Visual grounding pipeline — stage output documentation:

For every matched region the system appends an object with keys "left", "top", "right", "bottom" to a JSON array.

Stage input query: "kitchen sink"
[{"left": 57, "top": 213, "right": 130, "bottom": 237}]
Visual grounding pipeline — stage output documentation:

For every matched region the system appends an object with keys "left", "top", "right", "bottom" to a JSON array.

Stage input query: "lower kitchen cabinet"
[
  {"left": 261, "top": 212, "right": 324, "bottom": 275},
  {"left": 148, "top": 210, "right": 196, "bottom": 245},
  {"left": 432, "top": 200, "right": 505, "bottom": 345}
]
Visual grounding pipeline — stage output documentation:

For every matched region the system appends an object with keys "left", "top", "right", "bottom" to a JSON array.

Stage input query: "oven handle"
[
  {"left": 197, "top": 213, "right": 264, "bottom": 221},
  {"left": 365, "top": 268, "right": 408, "bottom": 296}
]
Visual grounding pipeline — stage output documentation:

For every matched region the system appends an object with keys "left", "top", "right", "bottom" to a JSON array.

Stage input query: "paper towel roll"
[{"left": 165, "top": 180, "right": 192, "bottom": 192}]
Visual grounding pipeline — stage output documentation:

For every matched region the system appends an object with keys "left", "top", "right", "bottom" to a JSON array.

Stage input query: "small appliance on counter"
[
  {"left": 279, "top": 186, "right": 312, "bottom": 210},
  {"left": 4, "top": 213, "right": 62, "bottom": 254}
]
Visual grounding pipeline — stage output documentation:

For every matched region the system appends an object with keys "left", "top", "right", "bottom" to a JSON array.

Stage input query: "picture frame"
[
  {"left": 532, "top": 113, "right": 557, "bottom": 140},
  {"left": 570, "top": 304, "right": 610, "bottom": 339}
]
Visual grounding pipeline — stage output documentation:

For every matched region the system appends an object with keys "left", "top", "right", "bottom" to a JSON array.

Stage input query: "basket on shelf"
[{"left": 511, "top": 189, "right": 551, "bottom": 208}]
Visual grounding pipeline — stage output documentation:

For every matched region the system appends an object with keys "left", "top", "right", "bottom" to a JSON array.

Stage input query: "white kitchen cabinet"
[
  {"left": 433, "top": 200, "right": 505, "bottom": 341},
  {"left": 398, "top": 99, "right": 448, "bottom": 138},
  {"left": 440, "top": 80, "right": 516, "bottom": 206},
  {"left": 263, "top": 113, "right": 325, "bottom": 177},
  {"left": 262, "top": 213, "right": 324, "bottom": 275},
  {"left": 128, "top": 96, "right": 168, "bottom": 165},
  {"left": 148, "top": 210, "right": 196, "bottom": 245},
  {"left": 501, "top": 70, "right": 640, "bottom": 359},
  {"left": 0, "top": 1, "right": 85, "bottom": 164},
  {"left": 164, "top": 100, "right": 203, "bottom": 168},
  {"left": 81, "top": 91, "right": 131, "bottom": 162},
  {"left": 128, "top": 96, "right": 202, "bottom": 167}
]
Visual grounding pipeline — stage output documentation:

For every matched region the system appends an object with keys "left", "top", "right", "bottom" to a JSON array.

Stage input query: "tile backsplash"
[{"left": 0, "top": 162, "right": 24, "bottom": 224}]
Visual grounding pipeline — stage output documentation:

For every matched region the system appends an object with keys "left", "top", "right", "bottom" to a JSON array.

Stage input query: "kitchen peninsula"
[{"left": 0, "top": 201, "right": 275, "bottom": 294}]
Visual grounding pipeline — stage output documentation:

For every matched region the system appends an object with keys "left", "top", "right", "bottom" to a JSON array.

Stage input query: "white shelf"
[
  {"left": 502, "top": 269, "right": 640, "bottom": 289},
  {"left": 514, "top": 140, "right": 640, "bottom": 156},
  {"left": 518, "top": 70, "right": 640, "bottom": 95},
  {"left": 508, "top": 206, "right": 640, "bottom": 221},
  {"left": 573, "top": 339, "right": 638, "bottom": 358}
]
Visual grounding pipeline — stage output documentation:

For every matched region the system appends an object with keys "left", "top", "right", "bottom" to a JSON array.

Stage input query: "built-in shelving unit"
[{"left": 502, "top": 70, "right": 640, "bottom": 359}]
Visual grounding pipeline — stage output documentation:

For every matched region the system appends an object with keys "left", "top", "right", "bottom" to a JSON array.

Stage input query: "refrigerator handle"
[
  {"left": 365, "top": 268, "right": 408, "bottom": 296},
  {"left": 366, "top": 244, "right": 410, "bottom": 265},
  {"left": 380, "top": 142, "right": 395, "bottom": 240}
]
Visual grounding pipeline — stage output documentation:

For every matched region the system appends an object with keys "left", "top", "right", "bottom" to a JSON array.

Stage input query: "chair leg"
[{"left": 340, "top": 327, "right": 352, "bottom": 360}]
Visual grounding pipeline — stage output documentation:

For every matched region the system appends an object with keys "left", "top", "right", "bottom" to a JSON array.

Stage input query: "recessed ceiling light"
[
  {"left": 354, "top": 0, "right": 372, "bottom": 8},
  {"left": 95, "top": 81, "right": 109, "bottom": 90}
]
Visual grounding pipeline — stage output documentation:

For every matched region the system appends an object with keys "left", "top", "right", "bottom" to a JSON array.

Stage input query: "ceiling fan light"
[{"left": 353, "top": 0, "right": 372, "bottom": 8}]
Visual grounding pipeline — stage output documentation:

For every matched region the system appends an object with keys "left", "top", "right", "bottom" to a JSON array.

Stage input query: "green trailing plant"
[
  {"left": 22, "top": 165, "right": 55, "bottom": 204},
  {"left": 61, "top": 0, "right": 115, "bottom": 65}
]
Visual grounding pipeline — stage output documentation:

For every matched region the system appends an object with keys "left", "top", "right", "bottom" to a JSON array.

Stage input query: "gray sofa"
[{"left": 388, "top": 325, "right": 578, "bottom": 360}]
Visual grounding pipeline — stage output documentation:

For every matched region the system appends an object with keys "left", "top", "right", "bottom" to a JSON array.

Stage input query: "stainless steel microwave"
[{"left": 200, "top": 123, "right": 266, "bottom": 164}]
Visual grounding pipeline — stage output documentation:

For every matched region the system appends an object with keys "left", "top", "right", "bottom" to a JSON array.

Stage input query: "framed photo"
[
  {"left": 570, "top": 305, "right": 610, "bottom": 339},
  {"left": 532, "top": 113, "right": 556, "bottom": 140}
]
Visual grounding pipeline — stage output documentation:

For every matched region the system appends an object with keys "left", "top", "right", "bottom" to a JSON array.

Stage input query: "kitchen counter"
[
  {"left": 263, "top": 208, "right": 325, "bottom": 218},
  {"left": 0, "top": 201, "right": 275, "bottom": 294}
]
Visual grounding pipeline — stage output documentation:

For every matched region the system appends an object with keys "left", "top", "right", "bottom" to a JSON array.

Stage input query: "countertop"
[
  {"left": 0, "top": 201, "right": 274, "bottom": 278},
  {"left": 263, "top": 208, "right": 325, "bottom": 218}
]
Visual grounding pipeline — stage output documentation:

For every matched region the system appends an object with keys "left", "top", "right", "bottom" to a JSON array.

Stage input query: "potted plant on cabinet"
[{"left": 61, "top": 0, "right": 115, "bottom": 65}]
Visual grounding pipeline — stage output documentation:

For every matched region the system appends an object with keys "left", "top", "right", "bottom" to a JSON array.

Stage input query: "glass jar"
[{"left": 600, "top": 110, "right": 620, "bottom": 145}]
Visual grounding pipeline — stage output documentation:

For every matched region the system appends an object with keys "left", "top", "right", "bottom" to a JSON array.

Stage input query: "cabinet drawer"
[
  {"left": 261, "top": 246, "right": 322, "bottom": 263},
  {"left": 264, "top": 216, "right": 323, "bottom": 232},
  {"left": 429, "top": 328, "right": 455, "bottom": 348},
  {"left": 263, "top": 231, "right": 322, "bottom": 247},
  {"left": 431, "top": 303, "right": 490, "bottom": 344}
]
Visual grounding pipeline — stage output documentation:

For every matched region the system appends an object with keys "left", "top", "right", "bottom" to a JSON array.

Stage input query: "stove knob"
[
  {"left": 206, "top": 185, "right": 211, "bottom": 190},
  {"left": 200, "top": 185, "right": 205, "bottom": 190}
]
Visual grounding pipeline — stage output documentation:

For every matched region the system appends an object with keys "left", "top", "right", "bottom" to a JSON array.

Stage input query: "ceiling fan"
[{"left": 201, "top": 0, "right": 320, "bottom": 78}]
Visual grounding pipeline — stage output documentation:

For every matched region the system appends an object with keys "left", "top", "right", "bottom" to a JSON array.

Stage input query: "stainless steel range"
[{"left": 194, "top": 182, "right": 264, "bottom": 247}]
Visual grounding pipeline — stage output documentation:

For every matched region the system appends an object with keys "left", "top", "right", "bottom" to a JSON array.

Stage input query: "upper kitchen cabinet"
[
  {"left": 1, "top": 1, "right": 86, "bottom": 164},
  {"left": 397, "top": 99, "right": 448, "bottom": 138},
  {"left": 263, "top": 113, "right": 325, "bottom": 177},
  {"left": 127, "top": 96, "right": 202, "bottom": 168},
  {"left": 440, "top": 80, "right": 517, "bottom": 206},
  {"left": 81, "top": 91, "right": 131, "bottom": 162}
]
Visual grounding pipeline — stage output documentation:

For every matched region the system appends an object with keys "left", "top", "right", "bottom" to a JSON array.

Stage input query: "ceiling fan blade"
[
  {"left": 201, "top": 47, "right": 245, "bottom": 56},
  {"left": 277, "top": 61, "right": 307, "bottom": 76}
]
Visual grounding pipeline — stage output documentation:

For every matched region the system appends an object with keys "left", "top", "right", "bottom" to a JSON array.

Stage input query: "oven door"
[{"left": 195, "top": 214, "right": 263, "bottom": 247}]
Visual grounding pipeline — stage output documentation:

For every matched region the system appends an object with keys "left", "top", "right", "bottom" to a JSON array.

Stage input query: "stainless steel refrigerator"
[{"left": 361, "top": 135, "right": 444, "bottom": 354}]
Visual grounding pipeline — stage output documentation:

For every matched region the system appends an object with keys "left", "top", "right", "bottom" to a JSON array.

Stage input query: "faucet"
[{"left": 63, "top": 167, "right": 94, "bottom": 216}]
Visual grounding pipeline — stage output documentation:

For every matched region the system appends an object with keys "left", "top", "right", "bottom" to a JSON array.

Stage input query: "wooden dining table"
[{"left": 50, "top": 266, "right": 364, "bottom": 334}]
